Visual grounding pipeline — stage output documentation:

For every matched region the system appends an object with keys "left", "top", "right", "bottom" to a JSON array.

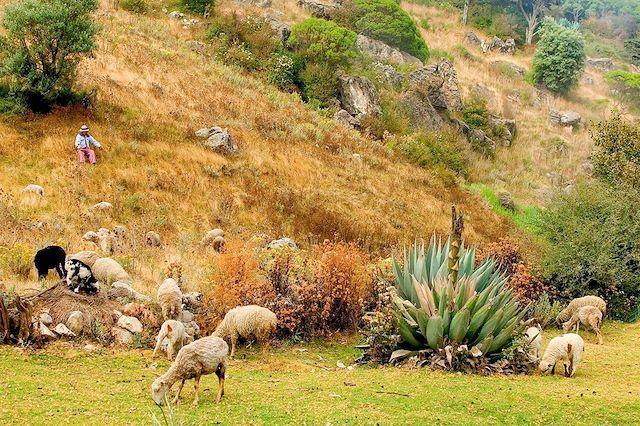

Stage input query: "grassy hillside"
[{"left": 1, "top": 321, "right": 639, "bottom": 424}]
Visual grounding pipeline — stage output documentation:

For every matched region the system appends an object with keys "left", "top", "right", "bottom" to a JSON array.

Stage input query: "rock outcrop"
[
  {"left": 334, "top": 109, "right": 361, "bottom": 128},
  {"left": 549, "top": 109, "right": 582, "bottom": 128},
  {"left": 586, "top": 57, "right": 614, "bottom": 72},
  {"left": 338, "top": 76, "right": 382, "bottom": 118},
  {"left": 408, "top": 59, "right": 463, "bottom": 112},
  {"left": 399, "top": 89, "right": 445, "bottom": 130},
  {"left": 196, "top": 127, "right": 239, "bottom": 155},
  {"left": 356, "top": 34, "right": 422, "bottom": 66},
  {"left": 485, "top": 36, "right": 516, "bottom": 55},
  {"left": 372, "top": 62, "right": 405, "bottom": 88},
  {"left": 264, "top": 13, "right": 291, "bottom": 42},
  {"left": 296, "top": 0, "right": 341, "bottom": 18}
]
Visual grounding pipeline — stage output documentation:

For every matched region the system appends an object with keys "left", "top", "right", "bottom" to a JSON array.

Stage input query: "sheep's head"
[
  {"left": 561, "top": 321, "right": 571, "bottom": 332},
  {"left": 538, "top": 360, "right": 552, "bottom": 374},
  {"left": 151, "top": 377, "right": 170, "bottom": 405},
  {"left": 82, "top": 231, "right": 99, "bottom": 243}
]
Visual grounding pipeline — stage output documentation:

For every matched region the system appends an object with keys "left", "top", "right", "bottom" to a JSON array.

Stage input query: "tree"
[
  {"left": 532, "top": 18, "right": 585, "bottom": 94},
  {"left": 514, "top": 0, "right": 548, "bottom": 44},
  {"left": 591, "top": 114, "right": 640, "bottom": 188},
  {"left": 0, "top": 0, "right": 99, "bottom": 108}
]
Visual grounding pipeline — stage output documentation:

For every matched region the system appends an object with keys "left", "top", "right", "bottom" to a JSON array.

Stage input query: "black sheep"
[{"left": 34, "top": 245, "right": 66, "bottom": 280}]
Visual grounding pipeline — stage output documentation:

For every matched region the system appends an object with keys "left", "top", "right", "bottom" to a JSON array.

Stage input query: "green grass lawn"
[{"left": 1, "top": 322, "right": 639, "bottom": 425}]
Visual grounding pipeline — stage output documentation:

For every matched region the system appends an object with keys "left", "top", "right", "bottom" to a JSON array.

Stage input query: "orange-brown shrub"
[{"left": 476, "top": 239, "right": 546, "bottom": 305}]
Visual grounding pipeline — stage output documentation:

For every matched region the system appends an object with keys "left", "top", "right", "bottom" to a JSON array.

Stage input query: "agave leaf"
[{"left": 396, "top": 314, "right": 422, "bottom": 348}]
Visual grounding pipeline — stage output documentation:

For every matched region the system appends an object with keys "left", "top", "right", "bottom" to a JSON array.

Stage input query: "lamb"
[
  {"left": 153, "top": 320, "right": 188, "bottom": 360},
  {"left": 92, "top": 257, "right": 131, "bottom": 285},
  {"left": 562, "top": 305, "right": 604, "bottom": 344},
  {"left": 525, "top": 325, "right": 543, "bottom": 360},
  {"left": 34, "top": 245, "right": 66, "bottom": 280},
  {"left": 557, "top": 295, "right": 607, "bottom": 324},
  {"left": 151, "top": 335, "right": 228, "bottom": 406},
  {"left": 539, "top": 333, "right": 585, "bottom": 377},
  {"left": 67, "top": 251, "right": 100, "bottom": 268},
  {"left": 64, "top": 259, "right": 99, "bottom": 294},
  {"left": 157, "top": 278, "right": 182, "bottom": 321},
  {"left": 213, "top": 305, "right": 277, "bottom": 358},
  {"left": 22, "top": 184, "right": 44, "bottom": 197},
  {"left": 146, "top": 231, "right": 162, "bottom": 247}
]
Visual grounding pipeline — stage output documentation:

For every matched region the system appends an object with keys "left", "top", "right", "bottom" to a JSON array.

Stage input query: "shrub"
[
  {"left": 591, "top": 114, "right": 640, "bottom": 188},
  {"left": 267, "top": 52, "right": 298, "bottom": 91},
  {"left": 532, "top": 19, "right": 585, "bottom": 94},
  {"left": 396, "top": 130, "right": 468, "bottom": 177},
  {"left": 182, "top": 0, "right": 213, "bottom": 14},
  {"left": 430, "top": 49, "right": 454, "bottom": 62},
  {"left": 121, "top": 0, "right": 148, "bottom": 13},
  {"left": 360, "top": 280, "right": 398, "bottom": 364},
  {"left": 462, "top": 95, "right": 489, "bottom": 130},
  {"left": 0, "top": 0, "right": 99, "bottom": 111},
  {"left": 539, "top": 182, "right": 640, "bottom": 320},
  {"left": 625, "top": 37, "right": 640, "bottom": 66},
  {"left": 335, "top": 0, "right": 429, "bottom": 61},
  {"left": 530, "top": 293, "right": 563, "bottom": 329},
  {"left": 0, "top": 243, "right": 34, "bottom": 279},
  {"left": 604, "top": 70, "right": 640, "bottom": 110}
]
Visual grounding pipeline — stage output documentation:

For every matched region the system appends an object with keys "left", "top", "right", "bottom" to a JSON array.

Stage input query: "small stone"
[
  {"left": 111, "top": 327, "right": 134, "bottom": 346},
  {"left": 66, "top": 311, "right": 85, "bottom": 336},
  {"left": 195, "top": 128, "right": 211, "bottom": 138},
  {"left": 93, "top": 201, "right": 113, "bottom": 210},
  {"left": 266, "top": 238, "right": 298, "bottom": 250},
  {"left": 336, "top": 361, "right": 346, "bottom": 369},
  {"left": 39, "top": 322, "right": 57, "bottom": 341},
  {"left": 117, "top": 315, "right": 143, "bottom": 334},
  {"left": 39, "top": 312, "right": 53, "bottom": 326},
  {"left": 53, "top": 323, "right": 76, "bottom": 339},
  {"left": 168, "top": 11, "right": 184, "bottom": 19}
]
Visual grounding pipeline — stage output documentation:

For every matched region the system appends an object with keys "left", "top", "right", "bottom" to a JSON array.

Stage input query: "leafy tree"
[
  {"left": 336, "top": 0, "right": 429, "bottom": 62},
  {"left": 513, "top": 0, "right": 548, "bottom": 44},
  {"left": 532, "top": 19, "right": 585, "bottom": 94},
  {"left": 0, "top": 0, "right": 99, "bottom": 109},
  {"left": 591, "top": 114, "right": 640, "bottom": 188}
]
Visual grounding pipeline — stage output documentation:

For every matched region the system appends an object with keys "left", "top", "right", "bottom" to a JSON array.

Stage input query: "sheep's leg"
[
  {"left": 230, "top": 335, "right": 237, "bottom": 358},
  {"left": 550, "top": 363, "right": 556, "bottom": 375},
  {"left": 173, "top": 379, "right": 185, "bottom": 405},
  {"left": 575, "top": 323, "right": 580, "bottom": 333},
  {"left": 192, "top": 375, "right": 201, "bottom": 406},
  {"left": 216, "top": 364, "right": 226, "bottom": 403},
  {"left": 593, "top": 321, "right": 604, "bottom": 345},
  {"left": 55, "top": 264, "right": 65, "bottom": 279},
  {"left": 262, "top": 338, "right": 270, "bottom": 355},
  {"left": 152, "top": 330, "right": 166, "bottom": 358}
]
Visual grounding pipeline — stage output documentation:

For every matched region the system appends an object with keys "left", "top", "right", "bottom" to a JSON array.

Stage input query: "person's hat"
[{"left": 80, "top": 125, "right": 89, "bottom": 132}]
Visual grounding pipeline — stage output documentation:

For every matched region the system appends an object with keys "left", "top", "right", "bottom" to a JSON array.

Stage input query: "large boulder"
[
  {"left": 117, "top": 315, "right": 143, "bottom": 334},
  {"left": 489, "top": 116, "right": 517, "bottom": 145},
  {"left": 196, "top": 127, "right": 239, "bottom": 155},
  {"left": 356, "top": 34, "right": 422, "bottom": 67},
  {"left": 296, "top": 0, "right": 340, "bottom": 18},
  {"left": 408, "top": 59, "right": 463, "bottom": 112},
  {"left": 464, "top": 31, "right": 482, "bottom": 46},
  {"left": 38, "top": 322, "right": 57, "bottom": 341},
  {"left": 372, "top": 62, "right": 405, "bottom": 88},
  {"left": 111, "top": 327, "right": 134, "bottom": 346},
  {"left": 53, "top": 323, "right": 76, "bottom": 339},
  {"left": 338, "top": 76, "right": 381, "bottom": 118},
  {"left": 399, "top": 89, "right": 445, "bottom": 131},
  {"left": 586, "top": 57, "right": 614, "bottom": 72},
  {"left": 550, "top": 109, "right": 582, "bottom": 128}
]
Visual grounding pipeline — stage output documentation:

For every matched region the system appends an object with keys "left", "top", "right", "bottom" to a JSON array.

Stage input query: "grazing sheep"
[
  {"left": 146, "top": 231, "right": 162, "bottom": 247},
  {"left": 22, "top": 184, "right": 44, "bottom": 197},
  {"left": 92, "top": 257, "right": 131, "bottom": 285},
  {"left": 213, "top": 305, "right": 277, "bottom": 358},
  {"left": 64, "top": 259, "right": 99, "bottom": 295},
  {"left": 157, "top": 278, "right": 182, "bottom": 321},
  {"left": 153, "top": 320, "right": 188, "bottom": 360},
  {"left": 34, "top": 245, "right": 66, "bottom": 280},
  {"left": 563, "top": 306, "right": 604, "bottom": 344},
  {"left": 93, "top": 201, "right": 113, "bottom": 210},
  {"left": 525, "top": 325, "right": 543, "bottom": 360},
  {"left": 200, "top": 229, "right": 224, "bottom": 246},
  {"left": 539, "top": 333, "right": 585, "bottom": 377},
  {"left": 557, "top": 295, "right": 607, "bottom": 324},
  {"left": 182, "top": 292, "right": 203, "bottom": 311},
  {"left": 67, "top": 251, "right": 100, "bottom": 268},
  {"left": 151, "top": 335, "right": 228, "bottom": 406}
]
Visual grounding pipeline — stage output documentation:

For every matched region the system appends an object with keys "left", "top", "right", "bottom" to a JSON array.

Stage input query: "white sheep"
[
  {"left": 562, "top": 305, "right": 604, "bottom": 344},
  {"left": 157, "top": 278, "right": 182, "bottom": 321},
  {"left": 146, "top": 231, "right": 162, "bottom": 247},
  {"left": 22, "top": 184, "right": 44, "bottom": 197},
  {"left": 93, "top": 201, "right": 113, "bottom": 210},
  {"left": 213, "top": 305, "right": 277, "bottom": 358},
  {"left": 82, "top": 231, "right": 99, "bottom": 242},
  {"left": 557, "top": 295, "right": 607, "bottom": 324},
  {"left": 525, "top": 325, "right": 542, "bottom": 360},
  {"left": 153, "top": 320, "right": 188, "bottom": 360},
  {"left": 151, "top": 335, "right": 228, "bottom": 406},
  {"left": 200, "top": 229, "right": 224, "bottom": 246},
  {"left": 539, "top": 333, "right": 585, "bottom": 377},
  {"left": 67, "top": 251, "right": 100, "bottom": 268},
  {"left": 92, "top": 257, "right": 131, "bottom": 285}
]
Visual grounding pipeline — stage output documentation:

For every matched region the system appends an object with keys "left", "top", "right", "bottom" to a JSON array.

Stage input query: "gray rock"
[
  {"left": 53, "top": 323, "right": 76, "bottom": 339},
  {"left": 112, "top": 310, "right": 123, "bottom": 320},
  {"left": 93, "top": 201, "right": 113, "bottom": 210},
  {"left": 372, "top": 62, "right": 405, "bottom": 88},
  {"left": 338, "top": 76, "right": 381, "bottom": 118},
  {"left": 117, "top": 315, "right": 143, "bottom": 334},
  {"left": 486, "top": 36, "right": 515, "bottom": 55},
  {"left": 471, "top": 83, "right": 497, "bottom": 108},
  {"left": 266, "top": 237, "right": 298, "bottom": 250},
  {"left": 586, "top": 57, "right": 614, "bottom": 72},
  {"left": 182, "top": 292, "right": 203, "bottom": 310},
  {"left": 334, "top": 109, "right": 361, "bottom": 128},
  {"left": 264, "top": 13, "right": 291, "bottom": 42},
  {"left": 296, "top": 0, "right": 340, "bottom": 18},
  {"left": 111, "top": 327, "right": 134, "bottom": 346},
  {"left": 195, "top": 128, "right": 211, "bottom": 138},
  {"left": 581, "top": 160, "right": 594, "bottom": 175},
  {"left": 39, "top": 312, "right": 53, "bottom": 326},
  {"left": 399, "top": 89, "right": 445, "bottom": 130},
  {"left": 66, "top": 311, "right": 85, "bottom": 336},
  {"left": 560, "top": 111, "right": 582, "bottom": 127},
  {"left": 498, "top": 191, "right": 515, "bottom": 210},
  {"left": 168, "top": 11, "right": 184, "bottom": 19},
  {"left": 112, "top": 281, "right": 151, "bottom": 303},
  {"left": 204, "top": 127, "right": 239, "bottom": 155},
  {"left": 408, "top": 60, "right": 463, "bottom": 112},
  {"left": 356, "top": 34, "right": 422, "bottom": 66},
  {"left": 187, "top": 41, "right": 206, "bottom": 54},
  {"left": 464, "top": 31, "right": 482, "bottom": 46},
  {"left": 489, "top": 116, "right": 517, "bottom": 145},
  {"left": 39, "top": 322, "right": 57, "bottom": 341},
  {"left": 468, "top": 129, "right": 496, "bottom": 156}
]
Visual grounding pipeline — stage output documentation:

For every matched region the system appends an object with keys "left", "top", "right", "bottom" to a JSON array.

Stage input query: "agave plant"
[{"left": 392, "top": 235, "right": 529, "bottom": 356}]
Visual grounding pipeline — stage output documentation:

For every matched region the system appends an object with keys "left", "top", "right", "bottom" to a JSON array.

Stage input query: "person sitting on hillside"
[{"left": 75, "top": 125, "right": 104, "bottom": 164}]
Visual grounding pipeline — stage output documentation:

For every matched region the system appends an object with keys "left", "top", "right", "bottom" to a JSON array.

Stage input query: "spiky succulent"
[{"left": 392, "top": 236, "right": 529, "bottom": 356}]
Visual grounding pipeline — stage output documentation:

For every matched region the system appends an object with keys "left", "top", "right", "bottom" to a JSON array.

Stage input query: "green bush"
[
  {"left": 532, "top": 19, "right": 585, "bottom": 94},
  {"left": 0, "top": 0, "right": 100, "bottom": 112},
  {"left": 625, "top": 38, "right": 640, "bottom": 66},
  {"left": 605, "top": 70, "right": 640, "bottom": 110},
  {"left": 420, "top": 18, "right": 431, "bottom": 30},
  {"left": 336, "top": 0, "right": 429, "bottom": 62},
  {"left": 591, "top": 114, "right": 640, "bottom": 188},
  {"left": 397, "top": 130, "right": 468, "bottom": 176},
  {"left": 462, "top": 95, "right": 488, "bottom": 130},
  {"left": 287, "top": 18, "right": 357, "bottom": 103},
  {"left": 267, "top": 52, "right": 299, "bottom": 91},
  {"left": 121, "top": 0, "right": 148, "bottom": 13},
  {"left": 539, "top": 182, "right": 640, "bottom": 320},
  {"left": 182, "top": 0, "right": 213, "bottom": 14}
]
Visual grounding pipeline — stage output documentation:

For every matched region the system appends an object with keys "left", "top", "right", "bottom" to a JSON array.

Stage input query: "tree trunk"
[{"left": 462, "top": 0, "right": 471, "bottom": 26}]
